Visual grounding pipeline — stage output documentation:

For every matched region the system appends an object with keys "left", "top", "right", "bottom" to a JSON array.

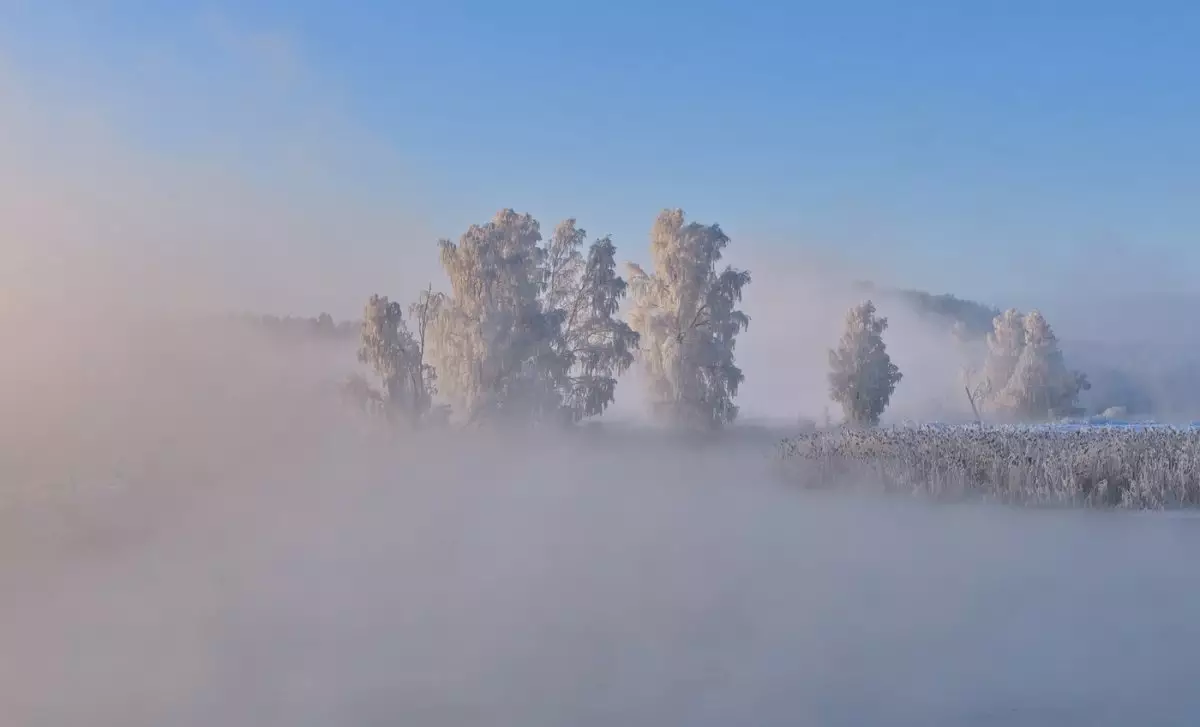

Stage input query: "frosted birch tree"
[
  {"left": 358, "top": 294, "right": 435, "bottom": 425},
  {"left": 407, "top": 285, "right": 445, "bottom": 416},
  {"left": 828, "top": 300, "right": 903, "bottom": 427},
  {"left": 544, "top": 220, "right": 639, "bottom": 422},
  {"left": 433, "top": 210, "right": 557, "bottom": 422},
  {"left": 626, "top": 209, "right": 751, "bottom": 429}
]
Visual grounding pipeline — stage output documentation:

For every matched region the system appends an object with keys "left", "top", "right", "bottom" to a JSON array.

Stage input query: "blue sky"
[{"left": 2, "top": 1, "right": 1198, "bottom": 310}]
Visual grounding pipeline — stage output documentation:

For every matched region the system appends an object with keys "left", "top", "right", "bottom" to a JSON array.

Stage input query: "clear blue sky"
[{"left": 3, "top": 1, "right": 1198, "bottom": 308}]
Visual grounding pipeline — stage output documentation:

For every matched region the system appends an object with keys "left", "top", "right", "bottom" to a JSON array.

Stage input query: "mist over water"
[{"left": 4, "top": 413, "right": 1200, "bottom": 726}]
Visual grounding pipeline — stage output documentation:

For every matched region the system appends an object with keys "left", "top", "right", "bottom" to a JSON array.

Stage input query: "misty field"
[{"left": 779, "top": 424, "right": 1200, "bottom": 509}]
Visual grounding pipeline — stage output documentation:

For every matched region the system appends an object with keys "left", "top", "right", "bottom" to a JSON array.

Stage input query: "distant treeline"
[{"left": 234, "top": 312, "right": 358, "bottom": 342}]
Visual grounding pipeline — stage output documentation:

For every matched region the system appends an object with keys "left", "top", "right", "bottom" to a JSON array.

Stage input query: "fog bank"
[{"left": 4, "top": 422, "right": 1200, "bottom": 726}]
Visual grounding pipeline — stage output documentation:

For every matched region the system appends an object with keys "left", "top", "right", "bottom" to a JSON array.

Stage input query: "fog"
[
  {"left": 4, "top": 370, "right": 1200, "bottom": 724},
  {"left": 731, "top": 249, "right": 983, "bottom": 423},
  {"left": 5, "top": 47, "right": 1200, "bottom": 727}
]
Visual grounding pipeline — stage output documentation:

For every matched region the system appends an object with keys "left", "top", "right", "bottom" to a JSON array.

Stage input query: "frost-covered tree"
[
  {"left": 545, "top": 220, "right": 640, "bottom": 422},
  {"left": 542, "top": 219, "right": 587, "bottom": 314},
  {"left": 434, "top": 210, "right": 558, "bottom": 423},
  {"left": 627, "top": 209, "right": 751, "bottom": 429},
  {"left": 432, "top": 210, "right": 635, "bottom": 425},
  {"left": 997, "top": 309, "right": 1089, "bottom": 420},
  {"left": 828, "top": 300, "right": 903, "bottom": 427},
  {"left": 407, "top": 285, "right": 445, "bottom": 416},
  {"left": 358, "top": 294, "right": 436, "bottom": 424},
  {"left": 981, "top": 308, "right": 1026, "bottom": 407}
]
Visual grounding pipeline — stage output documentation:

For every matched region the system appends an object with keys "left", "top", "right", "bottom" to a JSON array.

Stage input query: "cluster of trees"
[
  {"left": 823, "top": 302, "right": 1091, "bottom": 427},
  {"left": 430, "top": 211, "right": 639, "bottom": 425},
  {"left": 349, "top": 209, "right": 751, "bottom": 430},
  {"left": 345, "top": 207, "right": 1093, "bottom": 431}
]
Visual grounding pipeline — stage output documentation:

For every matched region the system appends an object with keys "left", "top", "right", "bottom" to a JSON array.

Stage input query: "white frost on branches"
[
  {"left": 980, "top": 308, "right": 1089, "bottom": 420},
  {"left": 626, "top": 209, "right": 751, "bottom": 429},
  {"left": 358, "top": 291, "right": 441, "bottom": 425},
  {"left": 828, "top": 300, "right": 902, "bottom": 427},
  {"left": 431, "top": 210, "right": 637, "bottom": 425}
]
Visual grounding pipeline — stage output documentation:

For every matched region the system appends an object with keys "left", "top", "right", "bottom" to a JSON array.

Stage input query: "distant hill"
[{"left": 853, "top": 281, "right": 1000, "bottom": 338}]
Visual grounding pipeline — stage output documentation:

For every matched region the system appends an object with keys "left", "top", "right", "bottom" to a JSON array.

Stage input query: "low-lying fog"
[
  {"left": 2, "top": 316, "right": 1198, "bottom": 726},
  {"left": 4, "top": 422, "right": 1199, "bottom": 726}
]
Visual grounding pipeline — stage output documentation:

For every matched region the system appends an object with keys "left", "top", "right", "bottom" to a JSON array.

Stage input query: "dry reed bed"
[{"left": 778, "top": 425, "right": 1200, "bottom": 509}]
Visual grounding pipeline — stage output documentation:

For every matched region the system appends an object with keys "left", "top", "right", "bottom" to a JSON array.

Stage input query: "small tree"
[
  {"left": 828, "top": 300, "right": 903, "bottom": 427},
  {"left": 952, "top": 321, "right": 988, "bottom": 425}
]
